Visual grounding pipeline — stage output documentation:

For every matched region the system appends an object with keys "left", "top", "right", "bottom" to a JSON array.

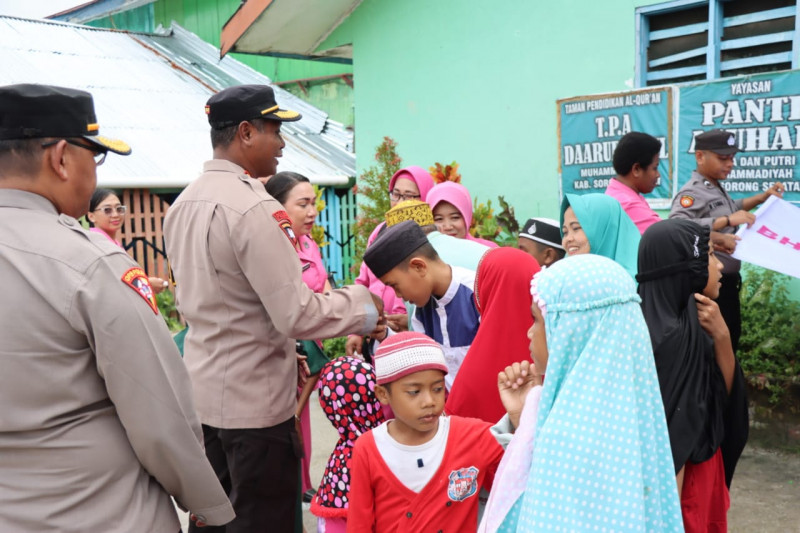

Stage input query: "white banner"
[{"left": 732, "top": 196, "right": 800, "bottom": 279}]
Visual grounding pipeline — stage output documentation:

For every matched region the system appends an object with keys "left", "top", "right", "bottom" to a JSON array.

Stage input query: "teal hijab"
[
  {"left": 561, "top": 193, "right": 641, "bottom": 278},
  {"left": 500, "top": 255, "right": 683, "bottom": 532}
]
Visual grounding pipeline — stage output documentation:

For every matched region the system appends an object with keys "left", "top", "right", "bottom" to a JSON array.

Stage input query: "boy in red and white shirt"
[{"left": 347, "top": 332, "right": 534, "bottom": 532}]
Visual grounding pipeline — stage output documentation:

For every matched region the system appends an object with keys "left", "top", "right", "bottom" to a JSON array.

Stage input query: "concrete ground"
[{"left": 179, "top": 390, "right": 800, "bottom": 532}]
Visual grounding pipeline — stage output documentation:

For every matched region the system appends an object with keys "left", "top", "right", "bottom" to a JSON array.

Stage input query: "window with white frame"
[{"left": 636, "top": 0, "right": 800, "bottom": 87}]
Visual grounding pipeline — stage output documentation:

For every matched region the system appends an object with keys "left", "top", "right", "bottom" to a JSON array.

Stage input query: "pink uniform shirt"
[
  {"left": 297, "top": 234, "right": 327, "bottom": 294},
  {"left": 354, "top": 223, "right": 407, "bottom": 315}
]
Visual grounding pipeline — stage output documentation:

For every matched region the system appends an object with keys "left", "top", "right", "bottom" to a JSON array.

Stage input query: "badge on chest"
[{"left": 447, "top": 466, "right": 479, "bottom": 502}]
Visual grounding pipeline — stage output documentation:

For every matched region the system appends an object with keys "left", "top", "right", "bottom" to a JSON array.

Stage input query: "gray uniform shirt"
[
  {"left": 669, "top": 170, "right": 744, "bottom": 274},
  {"left": 164, "top": 160, "right": 378, "bottom": 430},
  {"left": 0, "top": 190, "right": 234, "bottom": 531}
]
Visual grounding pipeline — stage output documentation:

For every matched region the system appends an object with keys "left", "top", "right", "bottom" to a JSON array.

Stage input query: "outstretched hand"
[
  {"left": 710, "top": 231, "right": 740, "bottom": 254},
  {"left": 345, "top": 335, "right": 363, "bottom": 358},
  {"left": 498, "top": 360, "right": 540, "bottom": 430},
  {"left": 728, "top": 209, "right": 756, "bottom": 228}
]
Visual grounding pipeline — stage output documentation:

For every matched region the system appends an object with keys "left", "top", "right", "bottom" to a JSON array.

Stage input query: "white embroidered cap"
[{"left": 373, "top": 332, "right": 448, "bottom": 385}]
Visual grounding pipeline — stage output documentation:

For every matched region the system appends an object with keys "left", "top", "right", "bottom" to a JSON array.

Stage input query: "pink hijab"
[
  {"left": 388, "top": 166, "right": 435, "bottom": 201},
  {"left": 355, "top": 166, "right": 436, "bottom": 316},
  {"left": 426, "top": 182, "right": 498, "bottom": 247}
]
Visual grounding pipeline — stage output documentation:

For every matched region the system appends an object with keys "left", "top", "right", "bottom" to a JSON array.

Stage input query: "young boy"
[
  {"left": 347, "top": 332, "right": 533, "bottom": 532},
  {"left": 363, "top": 220, "right": 480, "bottom": 390},
  {"left": 517, "top": 217, "right": 565, "bottom": 267}
]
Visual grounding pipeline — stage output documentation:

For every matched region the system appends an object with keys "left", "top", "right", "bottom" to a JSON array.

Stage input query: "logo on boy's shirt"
[{"left": 447, "top": 466, "right": 479, "bottom": 502}]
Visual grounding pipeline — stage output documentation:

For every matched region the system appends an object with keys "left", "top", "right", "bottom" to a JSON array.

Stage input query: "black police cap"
[
  {"left": 0, "top": 84, "right": 130, "bottom": 155},
  {"left": 205, "top": 85, "right": 302, "bottom": 129},
  {"left": 695, "top": 129, "right": 739, "bottom": 155}
]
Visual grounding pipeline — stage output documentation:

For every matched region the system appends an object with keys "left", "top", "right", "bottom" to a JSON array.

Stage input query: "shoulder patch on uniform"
[
  {"left": 447, "top": 466, "right": 479, "bottom": 502},
  {"left": 121, "top": 267, "right": 159, "bottom": 314},
  {"left": 272, "top": 209, "right": 297, "bottom": 247},
  {"left": 680, "top": 195, "right": 694, "bottom": 208}
]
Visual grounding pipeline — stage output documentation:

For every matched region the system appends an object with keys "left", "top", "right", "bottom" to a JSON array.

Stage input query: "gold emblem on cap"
[
  {"left": 274, "top": 110, "right": 300, "bottom": 119},
  {"left": 260, "top": 105, "right": 279, "bottom": 115},
  {"left": 95, "top": 136, "right": 132, "bottom": 155},
  {"left": 386, "top": 200, "right": 435, "bottom": 227},
  {"left": 86, "top": 123, "right": 99, "bottom": 132}
]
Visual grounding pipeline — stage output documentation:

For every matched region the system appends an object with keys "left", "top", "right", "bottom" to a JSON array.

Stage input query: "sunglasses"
[{"left": 94, "top": 205, "right": 127, "bottom": 216}]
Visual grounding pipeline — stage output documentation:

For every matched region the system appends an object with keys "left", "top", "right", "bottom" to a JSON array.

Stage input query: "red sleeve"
[
  {"left": 454, "top": 417, "right": 505, "bottom": 492},
  {"left": 481, "top": 429, "right": 505, "bottom": 491},
  {"left": 346, "top": 436, "right": 376, "bottom": 533}
]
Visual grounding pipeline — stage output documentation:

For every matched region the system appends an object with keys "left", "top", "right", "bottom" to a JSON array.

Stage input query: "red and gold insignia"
[
  {"left": 680, "top": 195, "right": 694, "bottom": 208},
  {"left": 273, "top": 210, "right": 297, "bottom": 247},
  {"left": 204, "top": 105, "right": 211, "bottom": 115},
  {"left": 121, "top": 267, "right": 159, "bottom": 314}
]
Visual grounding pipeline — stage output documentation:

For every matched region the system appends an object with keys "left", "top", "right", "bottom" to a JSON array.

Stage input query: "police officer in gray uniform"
[
  {"left": 669, "top": 129, "right": 784, "bottom": 351},
  {"left": 0, "top": 84, "right": 234, "bottom": 531}
]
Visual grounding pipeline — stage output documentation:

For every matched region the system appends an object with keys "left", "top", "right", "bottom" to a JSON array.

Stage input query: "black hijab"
[{"left": 637, "top": 219, "right": 747, "bottom": 484}]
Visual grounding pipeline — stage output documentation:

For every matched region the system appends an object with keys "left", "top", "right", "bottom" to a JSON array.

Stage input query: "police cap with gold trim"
[
  {"left": 0, "top": 83, "right": 131, "bottom": 155},
  {"left": 206, "top": 85, "right": 302, "bottom": 129}
]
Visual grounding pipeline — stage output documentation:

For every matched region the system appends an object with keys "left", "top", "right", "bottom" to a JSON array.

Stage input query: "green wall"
[
  {"left": 329, "top": 0, "right": 662, "bottom": 221},
  {"left": 89, "top": 0, "right": 355, "bottom": 124}
]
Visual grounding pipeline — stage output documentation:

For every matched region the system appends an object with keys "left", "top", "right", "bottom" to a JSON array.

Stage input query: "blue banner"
[
  {"left": 558, "top": 87, "right": 673, "bottom": 205},
  {"left": 678, "top": 70, "right": 800, "bottom": 202}
]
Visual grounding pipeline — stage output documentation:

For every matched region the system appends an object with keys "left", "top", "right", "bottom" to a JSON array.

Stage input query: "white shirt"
[{"left": 372, "top": 416, "right": 450, "bottom": 492}]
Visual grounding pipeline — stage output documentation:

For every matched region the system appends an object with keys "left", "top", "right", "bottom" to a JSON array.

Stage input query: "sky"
[{"left": 0, "top": 0, "right": 84, "bottom": 19}]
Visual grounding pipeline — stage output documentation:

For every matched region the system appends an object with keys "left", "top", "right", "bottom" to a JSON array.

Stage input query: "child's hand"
[
  {"left": 694, "top": 293, "right": 730, "bottom": 342},
  {"left": 297, "top": 353, "right": 310, "bottom": 387},
  {"left": 498, "top": 361, "right": 540, "bottom": 430}
]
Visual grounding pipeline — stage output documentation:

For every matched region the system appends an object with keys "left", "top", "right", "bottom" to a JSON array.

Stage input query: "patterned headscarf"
[
  {"left": 310, "top": 357, "right": 385, "bottom": 519},
  {"left": 491, "top": 255, "right": 683, "bottom": 532}
]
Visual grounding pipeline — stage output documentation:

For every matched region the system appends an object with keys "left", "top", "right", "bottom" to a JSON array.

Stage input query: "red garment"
[
  {"left": 445, "top": 248, "right": 540, "bottom": 422},
  {"left": 681, "top": 448, "right": 729, "bottom": 533},
  {"left": 346, "top": 416, "right": 503, "bottom": 533}
]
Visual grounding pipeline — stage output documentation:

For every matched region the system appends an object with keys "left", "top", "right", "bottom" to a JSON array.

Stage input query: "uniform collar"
[
  {"left": 691, "top": 170, "right": 719, "bottom": 189},
  {"left": 0, "top": 189, "right": 59, "bottom": 215},
  {"left": 203, "top": 159, "right": 248, "bottom": 176}
]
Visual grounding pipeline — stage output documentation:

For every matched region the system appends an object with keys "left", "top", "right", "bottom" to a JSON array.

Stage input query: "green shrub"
[
  {"left": 738, "top": 265, "right": 800, "bottom": 404},
  {"left": 323, "top": 337, "right": 348, "bottom": 360},
  {"left": 156, "top": 290, "right": 183, "bottom": 333},
  {"left": 351, "top": 137, "right": 402, "bottom": 276}
]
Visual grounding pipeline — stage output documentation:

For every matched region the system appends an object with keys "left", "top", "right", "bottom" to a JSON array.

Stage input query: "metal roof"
[{"left": 0, "top": 16, "right": 355, "bottom": 188}]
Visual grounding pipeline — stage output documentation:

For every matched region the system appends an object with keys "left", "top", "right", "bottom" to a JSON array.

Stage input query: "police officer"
[
  {"left": 669, "top": 128, "right": 784, "bottom": 351},
  {"left": 164, "top": 84, "right": 384, "bottom": 533},
  {"left": 0, "top": 84, "right": 234, "bottom": 530}
]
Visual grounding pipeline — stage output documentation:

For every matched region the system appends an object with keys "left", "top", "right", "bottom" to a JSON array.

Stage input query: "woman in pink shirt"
[
  {"left": 345, "top": 166, "right": 435, "bottom": 357},
  {"left": 265, "top": 171, "right": 332, "bottom": 504},
  {"left": 86, "top": 188, "right": 168, "bottom": 293}
]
